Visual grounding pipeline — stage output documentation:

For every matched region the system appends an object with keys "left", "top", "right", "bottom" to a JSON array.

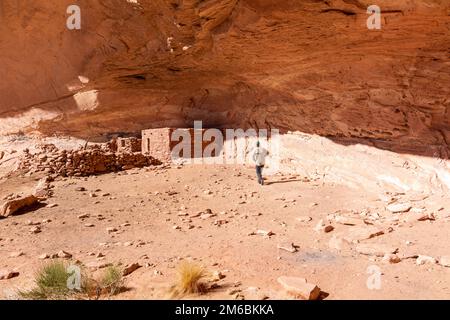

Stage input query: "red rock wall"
[{"left": 0, "top": 0, "right": 449, "bottom": 156}]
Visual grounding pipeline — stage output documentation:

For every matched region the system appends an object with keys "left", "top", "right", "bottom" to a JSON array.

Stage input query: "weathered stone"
[
  {"left": 256, "top": 230, "right": 275, "bottom": 237},
  {"left": 1, "top": 195, "right": 39, "bottom": 218},
  {"left": 9, "top": 251, "right": 24, "bottom": 258},
  {"left": 438, "top": 256, "right": 450, "bottom": 267},
  {"left": 382, "top": 254, "right": 402, "bottom": 264},
  {"left": 416, "top": 255, "right": 437, "bottom": 265},
  {"left": 123, "top": 263, "right": 141, "bottom": 276},
  {"left": 30, "top": 226, "right": 41, "bottom": 234},
  {"left": 296, "top": 216, "right": 312, "bottom": 223},
  {"left": 386, "top": 202, "right": 412, "bottom": 213},
  {"left": 277, "top": 242, "right": 298, "bottom": 253},
  {"left": 277, "top": 276, "right": 321, "bottom": 300},
  {"left": 355, "top": 244, "right": 398, "bottom": 257},
  {"left": 335, "top": 215, "right": 364, "bottom": 226},
  {"left": 0, "top": 270, "right": 19, "bottom": 280},
  {"left": 342, "top": 227, "right": 384, "bottom": 243},
  {"left": 57, "top": 250, "right": 72, "bottom": 259},
  {"left": 313, "top": 220, "right": 334, "bottom": 233}
]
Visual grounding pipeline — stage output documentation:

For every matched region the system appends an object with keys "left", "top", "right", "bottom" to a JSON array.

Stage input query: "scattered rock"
[
  {"left": 355, "top": 244, "right": 398, "bottom": 257},
  {"left": 9, "top": 251, "right": 24, "bottom": 258},
  {"left": 341, "top": 227, "right": 384, "bottom": 243},
  {"left": 382, "top": 254, "right": 402, "bottom": 264},
  {"left": 123, "top": 263, "right": 142, "bottom": 276},
  {"left": 277, "top": 276, "right": 321, "bottom": 300},
  {"left": 386, "top": 202, "right": 412, "bottom": 213},
  {"left": 256, "top": 230, "right": 275, "bottom": 237},
  {"left": 438, "top": 256, "right": 450, "bottom": 267},
  {"left": 296, "top": 216, "right": 312, "bottom": 223},
  {"left": 57, "top": 250, "right": 72, "bottom": 259},
  {"left": 212, "top": 271, "right": 226, "bottom": 281},
  {"left": 335, "top": 215, "right": 365, "bottom": 226},
  {"left": 30, "top": 226, "right": 41, "bottom": 234},
  {"left": 416, "top": 255, "right": 437, "bottom": 265},
  {"left": 313, "top": 220, "right": 334, "bottom": 233},
  {"left": 0, "top": 270, "right": 19, "bottom": 280},
  {"left": 277, "top": 242, "right": 298, "bottom": 253}
]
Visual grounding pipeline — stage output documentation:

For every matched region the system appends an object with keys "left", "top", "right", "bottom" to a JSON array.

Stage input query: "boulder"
[
  {"left": 277, "top": 276, "right": 321, "bottom": 300},
  {"left": 1, "top": 195, "right": 39, "bottom": 218}
]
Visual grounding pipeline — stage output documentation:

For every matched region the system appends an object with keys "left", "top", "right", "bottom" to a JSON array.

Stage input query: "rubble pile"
[{"left": 17, "top": 143, "right": 161, "bottom": 177}]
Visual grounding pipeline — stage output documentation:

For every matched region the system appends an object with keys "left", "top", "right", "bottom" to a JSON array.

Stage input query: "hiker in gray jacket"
[{"left": 252, "top": 141, "right": 268, "bottom": 185}]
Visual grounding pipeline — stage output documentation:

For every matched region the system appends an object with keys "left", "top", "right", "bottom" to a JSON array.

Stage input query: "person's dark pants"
[{"left": 256, "top": 165, "right": 264, "bottom": 185}]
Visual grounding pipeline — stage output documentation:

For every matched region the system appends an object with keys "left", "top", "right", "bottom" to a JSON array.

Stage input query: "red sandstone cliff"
[{"left": 0, "top": 0, "right": 449, "bottom": 155}]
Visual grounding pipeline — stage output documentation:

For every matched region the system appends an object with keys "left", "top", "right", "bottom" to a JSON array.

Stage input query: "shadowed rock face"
[{"left": 0, "top": 0, "right": 449, "bottom": 155}]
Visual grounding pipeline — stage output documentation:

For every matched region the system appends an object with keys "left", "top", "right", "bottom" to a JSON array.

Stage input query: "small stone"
[
  {"left": 84, "top": 223, "right": 95, "bottom": 227},
  {"left": 296, "top": 216, "right": 312, "bottom": 223},
  {"left": 382, "top": 254, "right": 402, "bottom": 264},
  {"left": 0, "top": 270, "right": 20, "bottom": 280},
  {"left": 77, "top": 214, "right": 90, "bottom": 219},
  {"left": 313, "top": 219, "right": 333, "bottom": 233},
  {"left": 438, "top": 256, "right": 450, "bottom": 267},
  {"left": 123, "top": 263, "right": 142, "bottom": 276},
  {"left": 416, "top": 255, "right": 437, "bottom": 265},
  {"left": 9, "top": 251, "right": 24, "bottom": 258},
  {"left": 75, "top": 187, "right": 86, "bottom": 192},
  {"left": 277, "top": 242, "right": 298, "bottom": 253},
  {"left": 57, "top": 250, "right": 72, "bottom": 259},
  {"left": 106, "top": 227, "right": 118, "bottom": 233},
  {"left": 335, "top": 216, "right": 364, "bottom": 226},
  {"left": 256, "top": 230, "right": 275, "bottom": 237},
  {"left": 38, "top": 253, "right": 50, "bottom": 260},
  {"left": 212, "top": 271, "right": 226, "bottom": 281},
  {"left": 355, "top": 244, "right": 398, "bottom": 257},
  {"left": 277, "top": 276, "right": 321, "bottom": 300},
  {"left": 30, "top": 226, "right": 41, "bottom": 234},
  {"left": 386, "top": 202, "right": 412, "bottom": 213}
]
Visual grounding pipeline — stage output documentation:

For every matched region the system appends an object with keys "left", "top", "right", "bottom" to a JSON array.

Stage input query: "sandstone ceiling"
[{"left": 0, "top": 0, "right": 449, "bottom": 156}]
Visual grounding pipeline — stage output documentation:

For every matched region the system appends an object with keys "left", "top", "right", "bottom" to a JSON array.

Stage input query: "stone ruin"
[{"left": 17, "top": 139, "right": 161, "bottom": 177}]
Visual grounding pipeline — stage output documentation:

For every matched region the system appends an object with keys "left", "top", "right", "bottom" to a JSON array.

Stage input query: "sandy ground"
[{"left": 0, "top": 164, "right": 449, "bottom": 300}]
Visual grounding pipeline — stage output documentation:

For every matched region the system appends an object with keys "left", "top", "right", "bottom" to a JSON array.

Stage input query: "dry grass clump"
[{"left": 169, "top": 261, "right": 208, "bottom": 298}]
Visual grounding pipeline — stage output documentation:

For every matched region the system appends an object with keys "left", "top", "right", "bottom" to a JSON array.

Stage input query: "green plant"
[
  {"left": 19, "top": 260, "right": 78, "bottom": 300},
  {"left": 100, "top": 265, "right": 124, "bottom": 296}
]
